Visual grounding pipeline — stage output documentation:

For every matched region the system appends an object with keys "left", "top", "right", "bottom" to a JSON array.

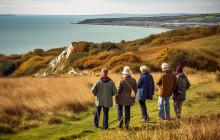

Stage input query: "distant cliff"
[{"left": 77, "top": 13, "right": 220, "bottom": 29}]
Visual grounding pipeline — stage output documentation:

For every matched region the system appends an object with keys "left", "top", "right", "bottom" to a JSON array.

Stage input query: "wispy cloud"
[{"left": 0, "top": 0, "right": 219, "bottom": 15}]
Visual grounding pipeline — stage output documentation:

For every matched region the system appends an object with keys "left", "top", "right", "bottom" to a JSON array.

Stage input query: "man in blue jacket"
[{"left": 136, "top": 66, "right": 155, "bottom": 123}]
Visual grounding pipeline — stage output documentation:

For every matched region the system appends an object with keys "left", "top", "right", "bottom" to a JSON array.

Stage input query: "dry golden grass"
[
  {"left": 0, "top": 75, "right": 97, "bottom": 120},
  {"left": 0, "top": 70, "right": 217, "bottom": 130},
  {"left": 102, "top": 114, "right": 220, "bottom": 140}
]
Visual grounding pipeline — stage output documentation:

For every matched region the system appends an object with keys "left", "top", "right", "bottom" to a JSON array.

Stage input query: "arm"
[
  {"left": 117, "top": 79, "right": 123, "bottom": 95},
  {"left": 137, "top": 76, "right": 143, "bottom": 88},
  {"left": 92, "top": 81, "right": 99, "bottom": 96},
  {"left": 186, "top": 76, "right": 191, "bottom": 89},
  {"left": 156, "top": 75, "right": 162, "bottom": 85},
  {"left": 174, "top": 75, "right": 178, "bottom": 86},
  {"left": 134, "top": 79, "right": 138, "bottom": 94},
  {"left": 112, "top": 81, "right": 117, "bottom": 96},
  {"left": 151, "top": 75, "right": 155, "bottom": 95}
]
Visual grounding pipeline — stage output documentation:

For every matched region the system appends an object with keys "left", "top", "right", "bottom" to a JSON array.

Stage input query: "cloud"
[{"left": 0, "top": 0, "right": 220, "bottom": 15}]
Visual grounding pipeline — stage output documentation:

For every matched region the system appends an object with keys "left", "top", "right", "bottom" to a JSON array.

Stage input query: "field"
[{"left": 0, "top": 70, "right": 220, "bottom": 140}]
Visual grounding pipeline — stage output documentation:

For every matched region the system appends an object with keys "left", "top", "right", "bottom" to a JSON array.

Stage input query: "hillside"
[
  {"left": 0, "top": 25, "right": 220, "bottom": 139},
  {"left": 0, "top": 25, "right": 220, "bottom": 77},
  {"left": 77, "top": 13, "right": 220, "bottom": 29}
]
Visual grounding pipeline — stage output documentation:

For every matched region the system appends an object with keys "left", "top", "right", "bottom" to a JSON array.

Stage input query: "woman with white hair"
[
  {"left": 136, "top": 66, "right": 155, "bottom": 123},
  {"left": 116, "top": 66, "right": 137, "bottom": 129}
]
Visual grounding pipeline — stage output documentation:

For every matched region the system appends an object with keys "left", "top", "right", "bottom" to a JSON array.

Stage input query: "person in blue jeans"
[
  {"left": 156, "top": 63, "right": 178, "bottom": 120},
  {"left": 92, "top": 68, "right": 117, "bottom": 130},
  {"left": 116, "top": 66, "right": 137, "bottom": 129}
]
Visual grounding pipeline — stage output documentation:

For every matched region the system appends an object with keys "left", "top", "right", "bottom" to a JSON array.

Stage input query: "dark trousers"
[
  {"left": 173, "top": 100, "right": 184, "bottom": 119},
  {"left": 94, "top": 106, "right": 109, "bottom": 129},
  {"left": 138, "top": 100, "right": 148, "bottom": 120},
  {"left": 117, "top": 105, "right": 130, "bottom": 125}
]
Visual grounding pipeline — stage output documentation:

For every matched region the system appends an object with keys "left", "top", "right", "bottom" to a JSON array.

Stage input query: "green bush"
[
  {"left": 100, "top": 42, "right": 118, "bottom": 51},
  {"left": 69, "top": 52, "right": 89, "bottom": 64},
  {"left": 169, "top": 51, "right": 187, "bottom": 71},
  {"left": 33, "top": 49, "right": 44, "bottom": 56},
  {"left": 0, "top": 61, "right": 16, "bottom": 76}
]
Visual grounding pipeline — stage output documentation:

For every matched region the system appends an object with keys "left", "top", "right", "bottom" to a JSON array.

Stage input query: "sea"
[{"left": 0, "top": 15, "right": 165, "bottom": 56}]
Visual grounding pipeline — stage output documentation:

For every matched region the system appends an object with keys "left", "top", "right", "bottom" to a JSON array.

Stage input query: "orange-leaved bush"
[
  {"left": 72, "top": 51, "right": 115, "bottom": 69},
  {"left": 106, "top": 52, "right": 142, "bottom": 68}
]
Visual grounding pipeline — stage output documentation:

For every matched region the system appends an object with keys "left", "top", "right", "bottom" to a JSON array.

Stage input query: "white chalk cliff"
[{"left": 41, "top": 43, "right": 75, "bottom": 76}]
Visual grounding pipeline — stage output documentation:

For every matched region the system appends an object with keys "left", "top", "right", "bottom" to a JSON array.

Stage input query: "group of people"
[{"left": 91, "top": 63, "right": 190, "bottom": 130}]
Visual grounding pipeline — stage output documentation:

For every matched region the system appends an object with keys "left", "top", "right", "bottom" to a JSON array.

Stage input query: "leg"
[
  {"left": 125, "top": 106, "right": 130, "bottom": 129},
  {"left": 158, "top": 96, "right": 165, "bottom": 120},
  {"left": 173, "top": 100, "right": 178, "bottom": 118},
  {"left": 94, "top": 106, "right": 102, "bottom": 127},
  {"left": 175, "top": 100, "right": 184, "bottom": 119},
  {"left": 164, "top": 97, "right": 170, "bottom": 119},
  {"left": 117, "top": 105, "right": 123, "bottom": 128},
  {"left": 139, "top": 100, "right": 147, "bottom": 120},
  {"left": 103, "top": 106, "right": 109, "bottom": 130}
]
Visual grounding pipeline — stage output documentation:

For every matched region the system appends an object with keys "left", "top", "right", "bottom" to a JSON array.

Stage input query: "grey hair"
[
  {"left": 102, "top": 68, "right": 108, "bottom": 75},
  {"left": 161, "top": 63, "right": 169, "bottom": 70}
]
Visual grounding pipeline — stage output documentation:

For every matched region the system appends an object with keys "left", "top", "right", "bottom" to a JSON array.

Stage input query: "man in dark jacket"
[
  {"left": 136, "top": 66, "right": 155, "bottom": 123},
  {"left": 92, "top": 68, "right": 117, "bottom": 130},
  {"left": 156, "top": 63, "right": 178, "bottom": 120},
  {"left": 172, "top": 66, "right": 190, "bottom": 119}
]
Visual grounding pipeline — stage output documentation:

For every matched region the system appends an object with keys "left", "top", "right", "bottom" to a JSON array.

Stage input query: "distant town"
[{"left": 76, "top": 13, "right": 220, "bottom": 29}]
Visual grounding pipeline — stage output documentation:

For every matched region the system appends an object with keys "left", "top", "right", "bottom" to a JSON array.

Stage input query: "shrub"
[
  {"left": 0, "top": 61, "right": 16, "bottom": 76},
  {"left": 186, "top": 51, "right": 218, "bottom": 71},
  {"left": 69, "top": 52, "right": 89, "bottom": 64},
  {"left": 69, "top": 42, "right": 90, "bottom": 56},
  {"left": 100, "top": 42, "right": 118, "bottom": 51},
  {"left": 106, "top": 52, "right": 142, "bottom": 68},
  {"left": 169, "top": 51, "right": 187, "bottom": 70},
  {"left": 12, "top": 56, "right": 54, "bottom": 77},
  {"left": 151, "top": 48, "right": 178, "bottom": 69},
  {"left": 33, "top": 49, "right": 44, "bottom": 56},
  {"left": 72, "top": 51, "right": 114, "bottom": 69}
]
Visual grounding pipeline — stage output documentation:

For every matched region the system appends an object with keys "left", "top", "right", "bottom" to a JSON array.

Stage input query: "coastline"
[{"left": 75, "top": 23, "right": 170, "bottom": 31}]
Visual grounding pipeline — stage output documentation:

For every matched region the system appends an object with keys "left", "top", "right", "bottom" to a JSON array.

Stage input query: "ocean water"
[{"left": 0, "top": 15, "right": 165, "bottom": 55}]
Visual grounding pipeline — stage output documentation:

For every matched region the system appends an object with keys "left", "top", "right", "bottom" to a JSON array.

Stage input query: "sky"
[{"left": 0, "top": 0, "right": 220, "bottom": 15}]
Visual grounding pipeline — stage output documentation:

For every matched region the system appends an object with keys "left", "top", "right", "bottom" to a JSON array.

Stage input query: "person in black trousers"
[{"left": 136, "top": 66, "right": 155, "bottom": 122}]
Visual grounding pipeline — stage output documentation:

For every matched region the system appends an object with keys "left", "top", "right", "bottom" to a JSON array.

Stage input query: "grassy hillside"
[
  {"left": 0, "top": 71, "right": 219, "bottom": 139},
  {"left": 0, "top": 25, "right": 220, "bottom": 139},
  {"left": 0, "top": 26, "right": 219, "bottom": 77}
]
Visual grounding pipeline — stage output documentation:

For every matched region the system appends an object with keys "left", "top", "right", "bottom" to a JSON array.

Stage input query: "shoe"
[
  {"left": 118, "top": 116, "right": 123, "bottom": 128},
  {"left": 125, "top": 121, "right": 129, "bottom": 130},
  {"left": 104, "top": 128, "right": 108, "bottom": 130},
  {"left": 93, "top": 125, "right": 98, "bottom": 128},
  {"left": 158, "top": 117, "right": 165, "bottom": 120}
]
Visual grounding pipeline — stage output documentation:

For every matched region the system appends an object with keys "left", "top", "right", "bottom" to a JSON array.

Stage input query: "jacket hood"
[
  {"left": 176, "top": 73, "right": 186, "bottom": 78},
  {"left": 100, "top": 77, "right": 111, "bottom": 83},
  {"left": 142, "top": 71, "right": 149, "bottom": 75},
  {"left": 162, "top": 70, "right": 172, "bottom": 74}
]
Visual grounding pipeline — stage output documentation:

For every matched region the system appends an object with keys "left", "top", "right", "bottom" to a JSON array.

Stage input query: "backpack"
[{"left": 173, "top": 75, "right": 187, "bottom": 96}]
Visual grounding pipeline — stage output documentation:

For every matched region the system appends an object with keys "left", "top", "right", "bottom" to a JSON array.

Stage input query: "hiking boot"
[
  {"left": 118, "top": 116, "right": 123, "bottom": 128},
  {"left": 125, "top": 121, "right": 129, "bottom": 130},
  {"left": 141, "top": 116, "right": 150, "bottom": 123}
]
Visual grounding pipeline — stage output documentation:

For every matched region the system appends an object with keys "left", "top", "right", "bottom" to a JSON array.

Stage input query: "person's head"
[
  {"left": 122, "top": 66, "right": 132, "bottom": 75},
  {"left": 140, "top": 66, "right": 149, "bottom": 73},
  {"left": 176, "top": 66, "right": 183, "bottom": 74},
  {"left": 161, "top": 63, "right": 169, "bottom": 71},
  {"left": 102, "top": 68, "right": 108, "bottom": 76}
]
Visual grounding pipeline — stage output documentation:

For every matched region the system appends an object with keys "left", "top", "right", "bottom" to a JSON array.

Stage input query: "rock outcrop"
[{"left": 39, "top": 43, "right": 75, "bottom": 76}]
